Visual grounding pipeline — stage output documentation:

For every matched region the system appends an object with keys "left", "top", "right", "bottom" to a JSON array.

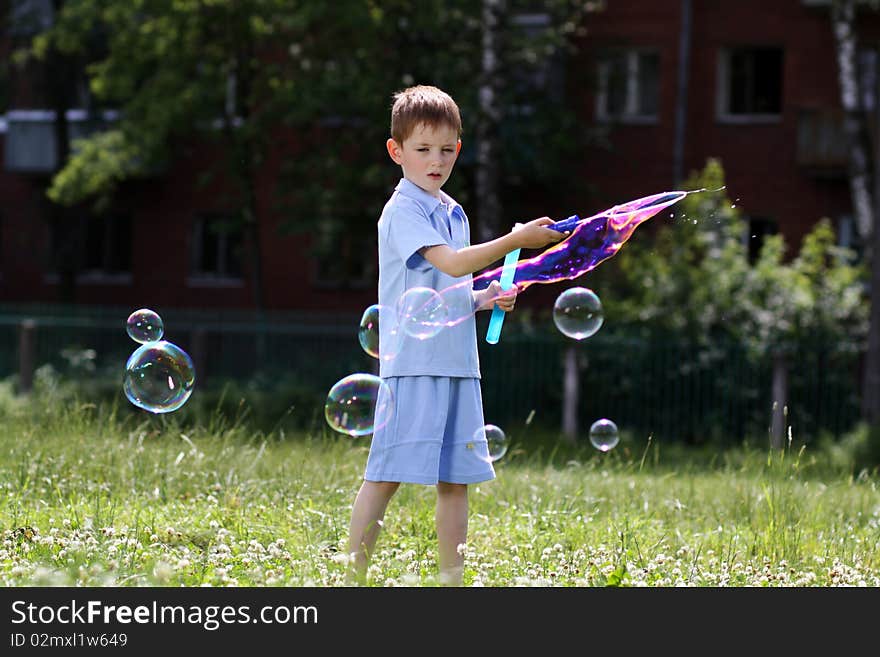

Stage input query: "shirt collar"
[{"left": 395, "top": 177, "right": 463, "bottom": 218}]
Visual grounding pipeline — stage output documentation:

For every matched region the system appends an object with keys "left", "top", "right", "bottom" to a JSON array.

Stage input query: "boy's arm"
[{"left": 420, "top": 217, "right": 568, "bottom": 278}]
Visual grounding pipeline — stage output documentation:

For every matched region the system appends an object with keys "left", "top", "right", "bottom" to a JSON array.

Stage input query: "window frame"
[
  {"left": 43, "top": 212, "right": 133, "bottom": 285},
  {"left": 187, "top": 212, "right": 245, "bottom": 288},
  {"left": 716, "top": 46, "right": 784, "bottom": 124},
  {"left": 595, "top": 47, "right": 661, "bottom": 124}
]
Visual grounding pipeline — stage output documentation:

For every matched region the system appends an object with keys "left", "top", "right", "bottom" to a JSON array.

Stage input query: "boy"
[{"left": 347, "top": 85, "right": 566, "bottom": 585}]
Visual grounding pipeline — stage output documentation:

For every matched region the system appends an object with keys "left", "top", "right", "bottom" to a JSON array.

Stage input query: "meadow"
[{"left": 1, "top": 379, "right": 879, "bottom": 588}]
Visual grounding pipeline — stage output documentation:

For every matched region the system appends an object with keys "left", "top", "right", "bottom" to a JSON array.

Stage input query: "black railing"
[{"left": 0, "top": 304, "right": 863, "bottom": 446}]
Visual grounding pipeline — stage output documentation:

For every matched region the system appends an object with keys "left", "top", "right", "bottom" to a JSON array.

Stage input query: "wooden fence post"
[
  {"left": 562, "top": 344, "right": 579, "bottom": 444},
  {"left": 18, "top": 318, "right": 36, "bottom": 393}
]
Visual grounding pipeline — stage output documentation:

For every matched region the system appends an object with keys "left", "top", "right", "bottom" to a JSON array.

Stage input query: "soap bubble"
[
  {"left": 358, "top": 304, "right": 381, "bottom": 359},
  {"left": 396, "top": 286, "right": 448, "bottom": 340},
  {"left": 358, "top": 303, "right": 403, "bottom": 362},
  {"left": 126, "top": 308, "right": 164, "bottom": 344},
  {"left": 123, "top": 340, "right": 195, "bottom": 413},
  {"left": 589, "top": 418, "right": 619, "bottom": 452},
  {"left": 325, "top": 373, "right": 394, "bottom": 437},
  {"left": 552, "top": 287, "right": 604, "bottom": 340},
  {"left": 473, "top": 423, "right": 508, "bottom": 462}
]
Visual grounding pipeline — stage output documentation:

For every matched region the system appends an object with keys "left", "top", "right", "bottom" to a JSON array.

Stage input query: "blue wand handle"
[{"left": 485, "top": 247, "right": 521, "bottom": 345}]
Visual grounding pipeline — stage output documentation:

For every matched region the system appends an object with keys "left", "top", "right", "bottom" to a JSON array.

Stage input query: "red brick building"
[
  {"left": 0, "top": 0, "right": 872, "bottom": 314},
  {"left": 576, "top": 0, "right": 879, "bottom": 257}
]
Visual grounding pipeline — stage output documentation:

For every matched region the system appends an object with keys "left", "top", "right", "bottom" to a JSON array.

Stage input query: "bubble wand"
[
  {"left": 479, "top": 190, "right": 708, "bottom": 344},
  {"left": 430, "top": 189, "right": 716, "bottom": 339},
  {"left": 485, "top": 246, "right": 521, "bottom": 344}
]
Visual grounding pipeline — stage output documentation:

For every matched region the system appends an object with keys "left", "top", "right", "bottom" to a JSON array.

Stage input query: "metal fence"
[{"left": 0, "top": 303, "right": 863, "bottom": 445}]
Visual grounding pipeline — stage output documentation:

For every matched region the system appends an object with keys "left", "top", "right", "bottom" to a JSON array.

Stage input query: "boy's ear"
[
  {"left": 387, "top": 138, "right": 403, "bottom": 164},
  {"left": 456, "top": 140, "right": 462, "bottom": 156}
]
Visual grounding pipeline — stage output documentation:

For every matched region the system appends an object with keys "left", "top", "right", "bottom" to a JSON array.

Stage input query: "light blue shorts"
[{"left": 365, "top": 376, "right": 497, "bottom": 485}]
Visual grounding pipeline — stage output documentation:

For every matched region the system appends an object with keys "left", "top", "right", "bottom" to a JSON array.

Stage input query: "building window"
[
  {"left": 190, "top": 213, "right": 243, "bottom": 283},
  {"left": 595, "top": 49, "right": 660, "bottom": 123},
  {"left": 83, "top": 214, "right": 131, "bottom": 276},
  {"left": 47, "top": 213, "right": 132, "bottom": 282},
  {"left": 743, "top": 216, "right": 778, "bottom": 263},
  {"left": 718, "top": 47, "right": 783, "bottom": 121}
]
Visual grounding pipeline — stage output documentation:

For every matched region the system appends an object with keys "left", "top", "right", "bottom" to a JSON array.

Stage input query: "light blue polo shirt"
[{"left": 377, "top": 177, "right": 480, "bottom": 378}]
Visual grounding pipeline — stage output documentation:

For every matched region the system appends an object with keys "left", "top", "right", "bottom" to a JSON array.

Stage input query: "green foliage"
[
  {"left": 47, "top": 130, "right": 152, "bottom": 209},
  {"left": 819, "top": 422, "right": 880, "bottom": 476},
  {"left": 741, "top": 217, "right": 867, "bottom": 357},
  {"left": 23, "top": 0, "right": 597, "bottom": 276},
  {"left": 602, "top": 159, "right": 868, "bottom": 359},
  {"left": 602, "top": 159, "right": 748, "bottom": 339}
]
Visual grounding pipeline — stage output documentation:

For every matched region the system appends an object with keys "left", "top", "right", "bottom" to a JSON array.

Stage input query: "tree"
[
  {"left": 741, "top": 219, "right": 867, "bottom": 447},
  {"left": 27, "top": 0, "right": 314, "bottom": 315},
  {"left": 274, "top": 1, "right": 598, "bottom": 281},
  {"left": 603, "top": 159, "right": 867, "bottom": 447},
  {"left": 831, "top": 0, "right": 880, "bottom": 428},
  {"left": 23, "top": 1, "right": 597, "bottom": 308}
]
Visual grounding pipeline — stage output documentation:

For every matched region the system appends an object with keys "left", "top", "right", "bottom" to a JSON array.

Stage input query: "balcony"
[{"left": 3, "top": 108, "right": 120, "bottom": 173}]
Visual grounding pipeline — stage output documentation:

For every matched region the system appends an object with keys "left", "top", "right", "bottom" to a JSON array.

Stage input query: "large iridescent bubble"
[
  {"left": 123, "top": 340, "right": 195, "bottom": 413},
  {"left": 325, "top": 373, "right": 394, "bottom": 437},
  {"left": 422, "top": 189, "right": 698, "bottom": 331}
]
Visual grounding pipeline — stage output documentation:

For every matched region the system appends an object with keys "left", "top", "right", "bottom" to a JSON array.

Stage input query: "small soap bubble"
[
  {"left": 123, "top": 340, "right": 195, "bottom": 413},
  {"left": 358, "top": 304, "right": 381, "bottom": 359},
  {"left": 358, "top": 303, "right": 403, "bottom": 362},
  {"left": 553, "top": 287, "right": 604, "bottom": 340},
  {"left": 325, "top": 373, "right": 393, "bottom": 437},
  {"left": 589, "top": 418, "right": 619, "bottom": 452},
  {"left": 396, "top": 286, "right": 448, "bottom": 340},
  {"left": 473, "top": 424, "right": 508, "bottom": 462},
  {"left": 126, "top": 308, "right": 164, "bottom": 344}
]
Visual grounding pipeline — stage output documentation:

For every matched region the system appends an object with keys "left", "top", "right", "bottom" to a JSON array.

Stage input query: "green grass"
[{"left": 1, "top": 381, "right": 879, "bottom": 587}]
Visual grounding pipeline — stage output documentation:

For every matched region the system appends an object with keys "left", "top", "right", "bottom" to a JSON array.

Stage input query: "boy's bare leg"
[
  {"left": 347, "top": 480, "right": 400, "bottom": 583},
  {"left": 436, "top": 482, "right": 468, "bottom": 586}
]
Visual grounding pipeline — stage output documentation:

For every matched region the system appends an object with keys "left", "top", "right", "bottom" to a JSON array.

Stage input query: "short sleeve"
[{"left": 385, "top": 202, "right": 447, "bottom": 271}]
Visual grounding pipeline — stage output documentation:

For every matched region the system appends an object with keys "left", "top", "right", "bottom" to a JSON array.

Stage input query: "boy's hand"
[
  {"left": 512, "top": 217, "right": 569, "bottom": 249},
  {"left": 475, "top": 280, "right": 518, "bottom": 312}
]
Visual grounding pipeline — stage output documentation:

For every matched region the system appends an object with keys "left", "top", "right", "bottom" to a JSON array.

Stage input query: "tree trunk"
[
  {"left": 832, "top": 0, "right": 874, "bottom": 242},
  {"left": 231, "top": 49, "right": 268, "bottom": 365},
  {"left": 831, "top": 0, "right": 880, "bottom": 427},
  {"left": 867, "top": 145, "right": 880, "bottom": 422},
  {"left": 866, "top": 22, "right": 880, "bottom": 425},
  {"left": 476, "top": 0, "right": 504, "bottom": 244},
  {"left": 48, "top": 0, "right": 78, "bottom": 304},
  {"left": 18, "top": 319, "right": 36, "bottom": 394}
]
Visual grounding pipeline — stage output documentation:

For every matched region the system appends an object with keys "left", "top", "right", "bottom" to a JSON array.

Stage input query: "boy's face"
[{"left": 386, "top": 122, "right": 461, "bottom": 197}]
